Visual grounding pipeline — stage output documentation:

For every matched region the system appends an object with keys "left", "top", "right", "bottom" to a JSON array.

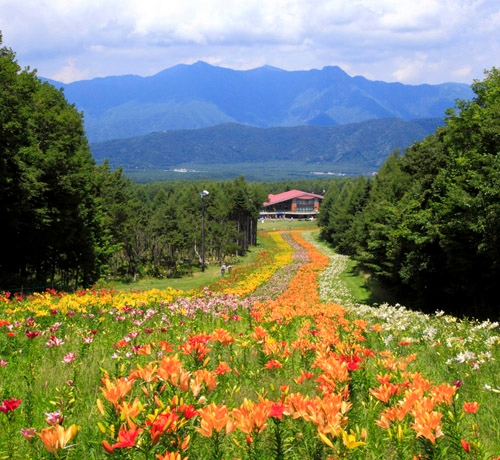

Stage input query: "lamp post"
[{"left": 200, "top": 190, "right": 209, "bottom": 272}]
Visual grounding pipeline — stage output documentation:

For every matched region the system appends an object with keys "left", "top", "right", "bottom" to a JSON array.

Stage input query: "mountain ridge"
[
  {"left": 45, "top": 61, "right": 472, "bottom": 143},
  {"left": 90, "top": 117, "right": 443, "bottom": 179}
]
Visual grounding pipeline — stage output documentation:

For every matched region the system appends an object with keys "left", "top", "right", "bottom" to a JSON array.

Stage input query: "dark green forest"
[
  {"left": 0, "top": 35, "right": 278, "bottom": 291},
  {"left": 318, "top": 67, "right": 500, "bottom": 320}
]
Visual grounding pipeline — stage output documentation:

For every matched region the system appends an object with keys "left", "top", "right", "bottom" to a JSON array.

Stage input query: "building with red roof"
[{"left": 260, "top": 189, "right": 324, "bottom": 219}]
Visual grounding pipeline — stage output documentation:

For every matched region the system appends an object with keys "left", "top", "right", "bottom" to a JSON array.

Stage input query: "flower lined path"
[{"left": 0, "top": 229, "right": 499, "bottom": 459}]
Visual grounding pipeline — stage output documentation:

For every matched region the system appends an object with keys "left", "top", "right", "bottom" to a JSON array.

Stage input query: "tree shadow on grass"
[{"left": 345, "top": 264, "right": 400, "bottom": 307}]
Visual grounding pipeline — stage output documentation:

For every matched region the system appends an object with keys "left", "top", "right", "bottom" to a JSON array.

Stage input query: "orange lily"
[
  {"left": 191, "top": 369, "right": 218, "bottom": 395},
  {"left": 146, "top": 410, "right": 179, "bottom": 445},
  {"left": 210, "top": 328, "right": 235, "bottom": 345},
  {"left": 430, "top": 383, "right": 457, "bottom": 405},
  {"left": 100, "top": 376, "right": 135, "bottom": 407},
  {"left": 129, "top": 362, "right": 158, "bottom": 382},
  {"left": 119, "top": 397, "right": 143, "bottom": 425},
  {"left": 157, "top": 355, "right": 191, "bottom": 391},
  {"left": 463, "top": 401, "right": 480, "bottom": 413},
  {"left": 369, "top": 383, "right": 403, "bottom": 403},
  {"left": 411, "top": 410, "right": 444, "bottom": 444},
  {"left": 156, "top": 451, "right": 188, "bottom": 460},
  {"left": 232, "top": 398, "right": 270, "bottom": 434},
  {"left": 196, "top": 403, "right": 236, "bottom": 437},
  {"left": 38, "top": 424, "right": 80, "bottom": 455},
  {"left": 214, "top": 361, "right": 232, "bottom": 375}
]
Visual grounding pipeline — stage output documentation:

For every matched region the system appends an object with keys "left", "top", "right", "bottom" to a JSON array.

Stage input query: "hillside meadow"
[{"left": 1, "top": 228, "right": 499, "bottom": 459}]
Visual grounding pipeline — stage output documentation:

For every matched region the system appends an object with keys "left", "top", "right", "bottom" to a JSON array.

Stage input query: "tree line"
[
  {"left": 318, "top": 68, "right": 500, "bottom": 320},
  {"left": 97, "top": 173, "right": 269, "bottom": 283},
  {"left": 0, "top": 36, "right": 269, "bottom": 291}
]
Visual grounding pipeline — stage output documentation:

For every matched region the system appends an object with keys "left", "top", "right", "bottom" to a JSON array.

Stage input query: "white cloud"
[
  {"left": 1, "top": 0, "right": 499, "bottom": 84},
  {"left": 51, "top": 58, "right": 92, "bottom": 83}
]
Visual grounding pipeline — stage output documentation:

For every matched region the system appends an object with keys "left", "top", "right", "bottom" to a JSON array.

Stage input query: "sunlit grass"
[
  {"left": 109, "top": 265, "right": 222, "bottom": 292},
  {"left": 109, "top": 224, "right": 309, "bottom": 292},
  {"left": 257, "top": 219, "right": 318, "bottom": 232},
  {"left": 338, "top": 259, "right": 379, "bottom": 305}
]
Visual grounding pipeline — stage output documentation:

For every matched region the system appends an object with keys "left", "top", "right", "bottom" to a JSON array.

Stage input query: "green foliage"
[
  {"left": 91, "top": 176, "right": 266, "bottom": 284},
  {"left": 318, "top": 68, "right": 500, "bottom": 319},
  {"left": 0, "top": 37, "right": 102, "bottom": 290},
  {"left": 318, "top": 177, "right": 371, "bottom": 255}
]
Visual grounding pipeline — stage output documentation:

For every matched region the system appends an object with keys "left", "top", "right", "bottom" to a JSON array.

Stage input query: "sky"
[{"left": 1, "top": 0, "right": 499, "bottom": 85}]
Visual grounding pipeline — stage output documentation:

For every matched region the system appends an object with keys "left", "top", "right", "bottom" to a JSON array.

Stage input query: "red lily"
[
  {"left": 102, "top": 425, "right": 141, "bottom": 453},
  {"left": 0, "top": 397, "right": 21, "bottom": 414}
]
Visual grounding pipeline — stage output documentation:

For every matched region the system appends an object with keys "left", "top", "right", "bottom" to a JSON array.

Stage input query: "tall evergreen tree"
[{"left": 0, "top": 34, "right": 102, "bottom": 289}]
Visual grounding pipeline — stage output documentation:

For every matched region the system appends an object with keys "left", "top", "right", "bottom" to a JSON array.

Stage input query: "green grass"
[
  {"left": 338, "top": 259, "right": 376, "bottom": 305},
  {"left": 339, "top": 257, "right": 399, "bottom": 306},
  {"left": 257, "top": 219, "right": 319, "bottom": 232},
  {"left": 109, "top": 222, "right": 319, "bottom": 292},
  {"left": 124, "top": 161, "right": 364, "bottom": 183},
  {"left": 109, "top": 265, "right": 222, "bottom": 292}
]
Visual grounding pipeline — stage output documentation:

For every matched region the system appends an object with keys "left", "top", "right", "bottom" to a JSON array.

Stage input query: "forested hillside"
[
  {"left": 318, "top": 68, "right": 500, "bottom": 320},
  {"left": 91, "top": 118, "right": 442, "bottom": 179}
]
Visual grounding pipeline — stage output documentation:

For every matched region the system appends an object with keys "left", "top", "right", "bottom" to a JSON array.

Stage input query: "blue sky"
[{"left": 1, "top": 0, "right": 499, "bottom": 85}]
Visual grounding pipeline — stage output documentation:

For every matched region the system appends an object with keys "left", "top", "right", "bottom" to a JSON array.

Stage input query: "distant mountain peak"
[
  {"left": 253, "top": 64, "right": 285, "bottom": 72},
  {"left": 191, "top": 60, "right": 215, "bottom": 68},
  {"left": 51, "top": 62, "right": 473, "bottom": 143}
]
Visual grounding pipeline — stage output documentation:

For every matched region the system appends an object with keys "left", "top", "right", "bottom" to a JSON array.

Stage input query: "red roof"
[{"left": 263, "top": 189, "right": 324, "bottom": 206}]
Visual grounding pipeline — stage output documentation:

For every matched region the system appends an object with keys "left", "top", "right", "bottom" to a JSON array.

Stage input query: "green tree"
[
  {"left": 431, "top": 68, "right": 500, "bottom": 314},
  {"left": 324, "top": 68, "right": 500, "bottom": 318},
  {"left": 319, "top": 177, "right": 371, "bottom": 255},
  {"left": 354, "top": 151, "right": 408, "bottom": 282},
  {"left": 93, "top": 161, "right": 134, "bottom": 280},
  {"left": 121, "top": 187, "right": 152, "bottom": 281},
  {"left": 0, "top": 34, "right": 102, "bottom": 289}
]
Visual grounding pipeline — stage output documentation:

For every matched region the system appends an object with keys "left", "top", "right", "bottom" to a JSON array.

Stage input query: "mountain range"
[
  {"left": 45, "top": 62, "right": 474, "bottom": 180},
  {"left": 48, "top": 61, "right": 473, "bottom": 143}
]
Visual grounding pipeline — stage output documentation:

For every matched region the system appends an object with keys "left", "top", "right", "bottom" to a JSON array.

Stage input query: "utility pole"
[{"left": 200, "top": 190, "right": 209, "bottom": 272}]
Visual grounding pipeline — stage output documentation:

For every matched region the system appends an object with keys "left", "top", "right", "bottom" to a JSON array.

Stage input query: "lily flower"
[
  {"left": 45, "top": 410, "right": 64, "bottom": 425},
  {"left": 20, "top": 428, "right": 37, "bottom": 440},
  {"left": 196, "top": 403, "right": 235, "bottom": 437},
  {"left": 462, "top": 401, "right": 480, "bottom": 414},
  {"left": 102, "top": 424, "right": 142, "bottom": 453},
  {"left": 37, "top": 424, "right": 80, "bottom": 455},
  {"left": 0, "top": 397, "right": 21, "bottom": 414}
]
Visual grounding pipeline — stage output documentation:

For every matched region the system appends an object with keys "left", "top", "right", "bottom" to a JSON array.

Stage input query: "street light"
[{"left": 200, "top": 190, "right": 209, "bottom": 272}]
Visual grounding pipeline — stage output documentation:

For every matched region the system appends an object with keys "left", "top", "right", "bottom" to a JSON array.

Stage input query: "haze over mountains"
[{"left": 47, "top": 62, "right": 474, "bottom": 179}]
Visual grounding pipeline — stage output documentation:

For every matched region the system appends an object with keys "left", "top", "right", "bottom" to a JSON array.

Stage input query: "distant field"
[
  {"left": 123, "top": 161, "right": 363, "bottom": 183},
  {"left": 257, "top": 218, "right": 319, "bottom": 232}
]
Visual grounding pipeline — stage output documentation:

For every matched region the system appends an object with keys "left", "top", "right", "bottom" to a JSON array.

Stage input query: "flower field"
[{"left": 1, "top": 230, "right": 499, "bottom": 459}]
